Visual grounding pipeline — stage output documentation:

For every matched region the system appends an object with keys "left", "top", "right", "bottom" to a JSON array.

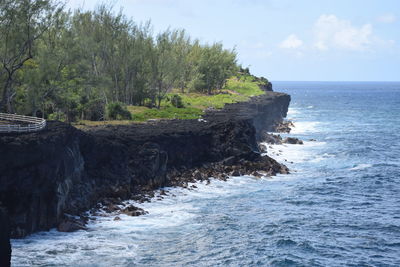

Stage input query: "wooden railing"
[{"left": 0, "top": 113, "right": 46, "bottom": 133}]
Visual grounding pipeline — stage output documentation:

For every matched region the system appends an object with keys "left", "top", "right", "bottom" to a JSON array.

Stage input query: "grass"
[
  {"left": 77, "top": 74, "right": 266, "bottom": 126},
  {"left": 179, "top": 93, "right": 248, "bottom": 109},
  {"left": 224, "top": 76, "right": 265, "bottom": 97},
  {"left": 130, "top": 106, "right": 204, "bottom": 122},
  {"left": 74, "top": 119, "right": 135, "bottom": 128}
]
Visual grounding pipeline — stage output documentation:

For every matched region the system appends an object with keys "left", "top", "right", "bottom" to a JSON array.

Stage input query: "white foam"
[
  {"left": 309, "top": 153, "right": 335, "bottom": 163},
  {"left": 13, "top": 176, "right": 274, "bottom": 266},
  {"left": 287, "top": 108, "right": 301, "bottom": 115},
  {"left": 349, "top": 164, "right": 373, "bottom": 171},
  {"left": 263, "top": 141, "right": 327, "bottom": 165},
  {"left": 13, "top": 174, "right": 280, "bottom": 265},
  {"left": 290, "top": 121, "right": 320, "bottom": 134}
]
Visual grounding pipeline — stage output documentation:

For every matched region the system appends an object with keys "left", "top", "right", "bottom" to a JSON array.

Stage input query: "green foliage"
[
  {"left": 77, "top": 75, "right": 265, "bottom": 125},
  {"left": 48, "top": 112, "right": 66, "bottom": 121},
  {"left": 193, "top": 43, "right": 238, "bottom": 94},
  {"left": 0, "top": 2, "right": 266, "bottom": 124},
  {"left": 169, "top": 94, "right": 185, "bottom": 108},
  {"left": 224, "top": 76, "right": 265, "bottom": 97},
  {"left": 179, "top": 93, "right": 247, "bottom": 109},
  {"left": 0, "top": 0, "right": 62, "bottom": 112},
  {"left": 106, "top": 102, "right": 132, "bottom": 120},
  {"left": 131, "top": 106, "right": 203, "bottom": 122}
]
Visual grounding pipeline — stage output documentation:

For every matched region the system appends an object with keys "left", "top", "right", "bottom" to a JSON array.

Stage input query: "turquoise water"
[{"left": 12, "top": 82, "right": 400, "bottom": 266}]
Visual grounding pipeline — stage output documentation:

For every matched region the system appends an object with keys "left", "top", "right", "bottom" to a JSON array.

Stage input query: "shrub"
[
  {"left": 84, "top": 99, "right": 105, "bottom": 121},
  {"left": 48, "top": 112, "right": 66, "bottom": 121},
  {"left": 106, "top": 102, "right": 132, "bottom": 120},
  {"left": 170, "top": 94, "right": 185, "bottom": 108}
]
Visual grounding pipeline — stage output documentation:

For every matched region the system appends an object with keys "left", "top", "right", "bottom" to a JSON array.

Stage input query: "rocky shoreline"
[{"left": 0, "top": 91, "right": 290, "bottom": 266}]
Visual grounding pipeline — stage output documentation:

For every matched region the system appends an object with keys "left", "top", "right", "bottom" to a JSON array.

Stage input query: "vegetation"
[
  {"left": 0, "top": 0, "right": 271, "bottom": 125},
  {"left": 106, "top": 102, "right": 131, "bottom": 120}
]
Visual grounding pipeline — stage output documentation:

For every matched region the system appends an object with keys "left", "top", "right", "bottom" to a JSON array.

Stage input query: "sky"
[{"left": 66, "top": 0, "right": 400, "bottom": 81}]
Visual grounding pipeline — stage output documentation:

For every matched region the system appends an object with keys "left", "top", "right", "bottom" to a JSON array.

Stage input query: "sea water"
[{"left": 11, "top": 82, "right": 400, "bottom": 266}]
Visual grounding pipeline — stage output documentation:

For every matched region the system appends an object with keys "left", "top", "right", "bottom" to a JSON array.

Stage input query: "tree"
[
  {"left": 0, "top": 0, "right": 62, "bottom": 113},
  {"left": 195, "top": 43, "right": 237, "bottom": 94},
  {"left": 1, "top": 3, "right": 241, "bottom": 121},
  {"left": 151, "top": 30, "right": 180, "bottom": 109}
]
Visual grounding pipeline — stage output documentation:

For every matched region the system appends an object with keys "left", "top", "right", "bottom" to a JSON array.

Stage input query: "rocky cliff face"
[
  {"left": 0, "top": 207, "right": 11, "bottom": 267},
  {"left": 0, "top": 123, "right": 84, "bottom": 238},
  {"left": 0, "top": 92, "right": 290, "bottom": 264}
]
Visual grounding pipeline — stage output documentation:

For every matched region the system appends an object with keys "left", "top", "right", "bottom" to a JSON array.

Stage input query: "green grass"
[
  {"left": 130, "top": 106, "right": 204, "bottom": 122},
  {"left": 178, "top": 93, "right": 247, "bottom": 109},
  {"left": 224, "top": 76, "right": 265, "bottom": 97},
  {"left": 77, "top": 74, "right": 265, "bottom": 125}
]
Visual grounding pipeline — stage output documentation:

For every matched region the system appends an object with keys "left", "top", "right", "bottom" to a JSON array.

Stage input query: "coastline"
[{"left": 0, "top": 91, "right": 290, "bottom": 265}]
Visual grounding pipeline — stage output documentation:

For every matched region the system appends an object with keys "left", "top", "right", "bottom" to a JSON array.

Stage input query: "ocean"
[{"left": 11, "top": 81, "right": 400, "bottom": 266}]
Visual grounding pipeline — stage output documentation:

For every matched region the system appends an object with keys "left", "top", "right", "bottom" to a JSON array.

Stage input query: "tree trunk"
[
  {"left": 1, "top": 78, "right": 12, "bottom": 113},
  {"left": 207, "top": 85, "right": 212, "bottom": 95}
]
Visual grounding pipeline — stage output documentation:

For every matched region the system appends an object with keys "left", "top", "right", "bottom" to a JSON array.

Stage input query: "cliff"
[
  {"left": 0, "top": 91, "right": 290, "bottom": 264},
  {"left": 0, "top": 207, "right": 11, "bottom": 267}
]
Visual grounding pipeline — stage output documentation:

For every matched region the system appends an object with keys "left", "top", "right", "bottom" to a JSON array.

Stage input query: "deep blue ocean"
[{"left": 11, "top": 82, "right": 400, "bottom": 266}]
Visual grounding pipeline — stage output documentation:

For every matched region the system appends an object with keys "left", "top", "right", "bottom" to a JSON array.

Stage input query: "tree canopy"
[{"left": 0, "top": 1, "right": 239, "bottom": 122}]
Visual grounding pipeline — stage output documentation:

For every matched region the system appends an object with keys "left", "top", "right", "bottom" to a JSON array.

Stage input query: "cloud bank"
[{"left": 313, "top": 14, "right": 372, "bottom": 51}]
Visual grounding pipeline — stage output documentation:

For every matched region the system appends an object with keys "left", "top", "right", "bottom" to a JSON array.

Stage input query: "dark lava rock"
[
  {"left": 274, "top": 120, "right": 294, "bottom": 133},
  {"left": 0, "top": 92, "right": 291, "bottom": 245},
  {"left": 230, "top": 170, "right": 241, "bottom": 176},
  {"left": 120, "top": 205, "right": 148, "bottom": 217},
  {"left": 283, "top": 137, "right": 304, "bottom": 145},
  {"left": 261, "top": 132, "right": 283, "bottom": 144},
  {"left": 103, "top": 204, "right": 119, "bottom": 213},
  {"left": 57, "top": 216, "right": 87, "bottom": 232},
  {"left": 0, "top": 207, "right": 11, "bottom": 267},
  {"left": 259, "top": 143, "right": 268, "bottom": 152}
]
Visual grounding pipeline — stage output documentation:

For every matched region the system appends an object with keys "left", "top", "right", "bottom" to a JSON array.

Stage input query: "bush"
[
  {"left": 84, "top": 99, "right": 105, "bottom": 121},
  {"left": 106, "top": 102, "right": 132, "bottom": 120},
  {"left": 170, "top": 94, "right": 185, "bottom": 108},
  {"left": 48, "top": 112, "right": 66, "bottom": 121}
]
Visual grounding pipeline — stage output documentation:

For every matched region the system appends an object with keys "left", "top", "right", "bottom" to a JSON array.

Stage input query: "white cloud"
[
  {"left": 313, "top": 14, "right": 373, "bottom": 51},
  {"left": 280, "top": 34, "right": 303, "bottom": 49},
  {"left": 377, "top": 13, "right": 396, "bottom": 23}
]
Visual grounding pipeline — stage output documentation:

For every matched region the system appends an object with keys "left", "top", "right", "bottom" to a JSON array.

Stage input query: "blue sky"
[{"left": 66, "top": 0, "right": 400, "bottom": 81}]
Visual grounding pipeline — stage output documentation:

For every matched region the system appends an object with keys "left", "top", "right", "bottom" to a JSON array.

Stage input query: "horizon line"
[{"left": 271, "top": 80, "right": 400, "bottom": 83}]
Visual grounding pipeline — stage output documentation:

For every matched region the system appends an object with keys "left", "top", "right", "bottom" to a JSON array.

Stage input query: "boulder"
[
  {"left": 57, "top": 216, "right": 87, "bottom": 232},
  {"left": 261, "top": 133, "right": 283, "bottom": 144},
  {"left": 283, "top": 137, "right": 303, "bottom": 145},
  {"left": 120, "top": 205, "right": 148, "bottom": 217},
  {"left": 274, "top": 121, "right": 293, "bottom": 133},
  {"left": 230, "top": 170, "right": 241, "bottom": 176}
]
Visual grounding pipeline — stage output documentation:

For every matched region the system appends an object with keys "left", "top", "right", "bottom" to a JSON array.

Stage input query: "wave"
[
  {"left": 12, "top": 175, "right": 280, "bottom": 266},
  {"left": 264, "top": 141, "right": 327, "bottom": 164},
  {"left": 290, "top": 121, "right": 320, "bottom": 134},
  {"left": 349, "top": 164, "right": 373, "bottom": 171},
  {"left": 287, "top": 108, "right": 301, "bottom": 115}
]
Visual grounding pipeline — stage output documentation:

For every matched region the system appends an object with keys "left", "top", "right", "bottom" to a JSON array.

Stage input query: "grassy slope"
[{"left": 75, "top": 75, "right": 265, "bottom": 127}]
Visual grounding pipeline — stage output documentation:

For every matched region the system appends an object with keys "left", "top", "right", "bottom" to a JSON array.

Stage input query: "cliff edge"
[{"left": 0, "top": 91, "right": 290, "bottom": 265}]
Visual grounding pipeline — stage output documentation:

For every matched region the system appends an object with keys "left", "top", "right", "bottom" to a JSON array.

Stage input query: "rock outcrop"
[
  {"left": 0, "top": 122, "right": 84, "bottom": 238},
  {"left": 0, "top": 207, "right": 11, "bottom": 267},
  {"left": 0, "top": 91, "right": 290, "bottom": 257},
  {"left": 283, "top": 137, "right": 303, "bottom": 145}
]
